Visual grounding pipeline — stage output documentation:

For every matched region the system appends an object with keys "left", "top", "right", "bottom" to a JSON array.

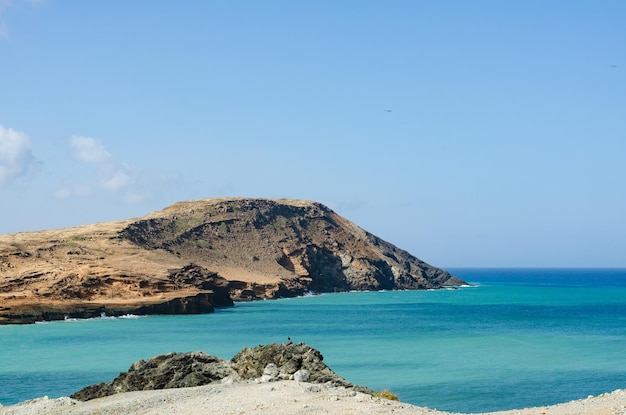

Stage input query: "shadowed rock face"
[
  {"left": 0, "top": 263, "right": 234, "bottom": 324},
  {"left": 119, "top": 198, "right": 465, "bottom": 297},
  {"left": 71, "top": 343, "right": 352, "bottom": 401},
  {"left": 70, "top": 351, "right": 238, "bottom": 401},
  {"left": 0, "top": 198, "right": 466, "bottom": 324}
]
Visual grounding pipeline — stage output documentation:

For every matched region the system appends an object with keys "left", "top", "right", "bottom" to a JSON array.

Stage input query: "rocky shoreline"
[
  {"left": 1, "top": 198, "right": 466, "bottom": 325},
  {"left": 2, "top": 343, "right": 624, "bottom": 415}
]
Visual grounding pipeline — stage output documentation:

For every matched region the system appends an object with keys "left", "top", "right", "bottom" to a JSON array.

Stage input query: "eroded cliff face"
[
  {"left": 0, "top": 198, "right": 465, "bottom": 324},
  {"left": 119, "top": 198, "right": 464, "bottom": 296}
]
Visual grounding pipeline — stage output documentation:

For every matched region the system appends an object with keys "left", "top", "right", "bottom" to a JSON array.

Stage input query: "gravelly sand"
[{"left": 1, "top": 381, "right": 625, "bottom": 415}]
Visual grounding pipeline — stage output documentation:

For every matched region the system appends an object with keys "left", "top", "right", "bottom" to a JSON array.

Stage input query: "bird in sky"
[
  {"left": 385, "top": 109, "right": 392, "bottom": 112},
  {"left": 610, "top": 65, "right": 617, "bottom": 68}
]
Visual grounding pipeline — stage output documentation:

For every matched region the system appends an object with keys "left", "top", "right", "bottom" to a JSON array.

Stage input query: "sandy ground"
[{"left": 1, "top": 381, "right": 625, "bottom": 415}]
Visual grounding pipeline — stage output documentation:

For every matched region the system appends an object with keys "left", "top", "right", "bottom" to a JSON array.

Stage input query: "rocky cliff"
[{"left": 0, "top": 198, "right": 465, "bottom": 324}]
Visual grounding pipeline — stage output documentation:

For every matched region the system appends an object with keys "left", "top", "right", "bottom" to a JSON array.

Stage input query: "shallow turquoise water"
[{"left": 1, "top": 268, "right": 625, "bottom": 413}]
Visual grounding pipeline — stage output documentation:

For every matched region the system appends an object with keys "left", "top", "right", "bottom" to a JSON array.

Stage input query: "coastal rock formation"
[
  {"left": 71, "top": 352, "right": 238, "bottom": 401},
  {"left": 118, "top": 198, "right": 464, "bottom": 297},
  {"left": 71, "top": 343, "right": 351, "bottom": 401},
  {"left": 0, "top": 264, "right": 234, "bottom": 324},
  {"left": 231, "top": 342, "right": 351, "bottom": 387},
  {"left": 0, "top": 198, "right": 466, "bottom": 324}
]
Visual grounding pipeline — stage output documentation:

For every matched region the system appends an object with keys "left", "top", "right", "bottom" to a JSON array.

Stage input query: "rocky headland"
[{"left": 0, "top": 198, "right": 465, "bottom": 324}]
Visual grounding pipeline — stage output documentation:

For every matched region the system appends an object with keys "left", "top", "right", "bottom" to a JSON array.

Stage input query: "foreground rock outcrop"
[
  {"left": 231, "top": 342, "right": 352, "bottom": 387},
  {"left": 0, "top": 198, "right": 466, "bottom": 324},
  {"left": 8, "top": 344, "right": 625, "bottom": 415},
  {"left": 71, "top": 343, "right": 353, "bottom": 401}
]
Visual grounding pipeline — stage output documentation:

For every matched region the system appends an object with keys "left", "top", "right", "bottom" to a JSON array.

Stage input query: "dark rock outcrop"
[
  {"left": 119, "top": 198, "right": 466, "bottom": 298},
  {"left": 231, "top": 342, "right": 351, "bottom": 387},
  {"left": 0, "top": 293, "right": 220, "bottom": 325},
  {"left": 71, "top": 352, "right": 238, "bottom": 401},
  {"left": 132, "top": 292, "right": 216, "bottom": 314},
  {"left": 164, "top": 263, "right": 234, "bottom": 308},
  {"left": 71, "top": 343, "right": 351, "bottom": 401},
  {"left": 0, "top": 263, "right": 235, "bottom": 324}
]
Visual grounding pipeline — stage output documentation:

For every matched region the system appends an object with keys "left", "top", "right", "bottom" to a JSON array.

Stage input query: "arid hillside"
[{"left": 0, "top": 198, "right": 465, "bottom": 324}]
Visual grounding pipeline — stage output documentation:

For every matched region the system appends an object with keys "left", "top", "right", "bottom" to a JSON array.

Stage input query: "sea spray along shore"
[{"left": 2, "top": 343, "right": 625, "bottom": 415}]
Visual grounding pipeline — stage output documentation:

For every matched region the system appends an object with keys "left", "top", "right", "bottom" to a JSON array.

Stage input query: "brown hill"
[{"left": 0, "top": 198, "right": 465, "bottom": 324}]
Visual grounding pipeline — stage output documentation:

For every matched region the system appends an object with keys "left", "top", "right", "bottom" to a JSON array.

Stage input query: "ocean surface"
[{"left": 1, "top": 268, "right": 625, "bottom": 413}]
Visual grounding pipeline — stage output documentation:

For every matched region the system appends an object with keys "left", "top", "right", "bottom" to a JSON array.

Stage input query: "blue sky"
[{"left": 1, "top": 1, "right": 624, "bottom": 267}]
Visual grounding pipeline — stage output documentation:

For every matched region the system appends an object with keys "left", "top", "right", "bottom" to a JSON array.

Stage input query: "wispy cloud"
[
  {"left": 56, "top": 136, "right": 143, "bottom": 203},
  {"left": 99, "top": 167, "right": 130, "bottom": 191},
  {"left": 0, "top": 124, "right": 38, "bottom": 186},
  {"left": 70, "top": 136, "right": 111, "bottom": 164},
  {"left": 0, "top": 0, "right": 44, "bottom": 40},
  {"left": 52, "top": 183, "right": 91, "bottom": 199},
  {"left": 0, "top": 20, "right": 8, "bottom": 40},
  {"left": 0, "top": 0, "right": 10, "bottom": 40}
]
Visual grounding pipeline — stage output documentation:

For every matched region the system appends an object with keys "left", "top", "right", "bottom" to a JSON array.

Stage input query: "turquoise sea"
[{"left": 1, "top": 268, "right": 625, "bottom": 413}]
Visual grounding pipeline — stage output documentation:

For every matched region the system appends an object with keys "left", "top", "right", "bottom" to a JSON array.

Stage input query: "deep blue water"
[{"left": 1, "top": 268, "right": 625, "bottom": 413}]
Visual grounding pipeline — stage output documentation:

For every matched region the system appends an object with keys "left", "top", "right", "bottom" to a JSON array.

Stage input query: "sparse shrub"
[
  {"left": 195, "top": 239, "right": 210, "bottom": 249},
  {"left": 275, "top": 215, "right": 287, "bottom": 228},
  {"left": 175, "top": 218, "right": 190, "bottom": 230},
  {"left": 373, "top": 389, "right": 399, "bottom": 401},
  {"left": 244, "top": 252, "right": 259, "bottom": 261},
  {"left": 217, "top": 221, "right": 229, "bottom": 233},
  {"left": 189, "top": 215, "right": 203, "bottom": 227}
]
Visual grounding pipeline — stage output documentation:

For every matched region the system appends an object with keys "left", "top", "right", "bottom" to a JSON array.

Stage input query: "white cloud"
[
  {"left": 70, "top": 136, "right": 111, "bottom": 164},
  {"left": 53, "top": 183, "right": 92, "bottom": 199},
  {"left": 99, "top": 167, "right": 130, "bottom": 191},
  {"left": 60, "top": 136, "right": 143, "bottom": 204},
  {"left": 123, "top": 191, "right": 144, "bottom": 205},
  {"left": 0, "top": 124, "right": 37, "bottom": 186}
]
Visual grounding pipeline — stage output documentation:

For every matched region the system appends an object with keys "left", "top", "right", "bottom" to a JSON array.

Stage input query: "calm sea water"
[{"left": 1, "top": 268, "right": 625, "bottom": 413}]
